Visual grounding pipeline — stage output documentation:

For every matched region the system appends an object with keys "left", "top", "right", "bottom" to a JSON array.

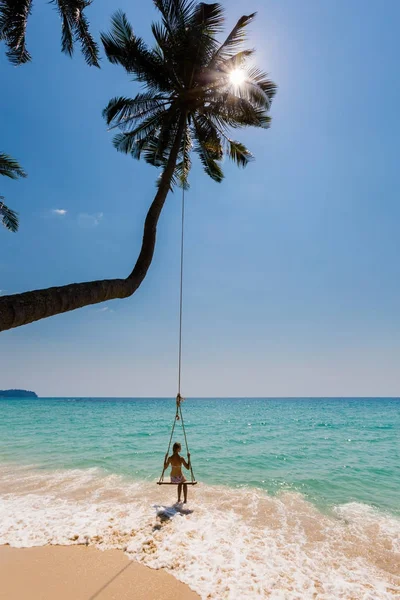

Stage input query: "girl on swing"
[{"left": 164, "top": 442, "right": 191, "bottom": 503}]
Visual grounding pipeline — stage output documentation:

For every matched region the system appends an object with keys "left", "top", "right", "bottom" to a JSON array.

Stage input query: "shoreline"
[
  {"left": 0, "top": 545, "right": 200, "bottom": 600},
  {"left": 1, "top": 396, "right": 399, "bottom": 599}
]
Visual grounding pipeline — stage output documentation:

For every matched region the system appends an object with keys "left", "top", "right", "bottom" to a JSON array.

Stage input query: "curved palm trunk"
[{"left": 0, "top": 116, "right": 186, "bottom": 332}]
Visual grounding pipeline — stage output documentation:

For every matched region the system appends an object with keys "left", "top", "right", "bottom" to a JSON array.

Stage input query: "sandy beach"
[{"left": 0, "top": 545, "right": 199, "bottom": 600}]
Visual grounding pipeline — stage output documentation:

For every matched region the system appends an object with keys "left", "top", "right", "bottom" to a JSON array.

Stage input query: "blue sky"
[{"left": 1, "top": 0, "right": 400, "bottom": 396}]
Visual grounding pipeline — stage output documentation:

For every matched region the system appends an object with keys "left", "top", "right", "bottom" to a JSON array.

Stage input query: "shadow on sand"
[
  {"left": 153, "top": 503, "right": 194, "bottom": 528},
  {"left": 88, "top": 562, "right": 133, "bottom": 600}
]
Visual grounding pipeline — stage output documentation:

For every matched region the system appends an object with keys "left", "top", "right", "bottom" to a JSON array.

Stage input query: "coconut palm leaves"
[
  {"left": 0, "top": 200, "right": 19, "bottom": 232},
  {"left": 0, "top": 153, "right": 26, "bottom": 179},
  {"left": 0, "top": 0, "right": 99, "bottom": 66},
  {"left": 0, "top": 1, "right": 277, "bottom": 332},
  {"left": 102, "top": 1, "right": 277, "bottom": 188},
  {"left": 0, "top": 153, "right": 27, "bottom": 233}
]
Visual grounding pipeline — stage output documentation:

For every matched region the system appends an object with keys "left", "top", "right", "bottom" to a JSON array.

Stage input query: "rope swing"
[{"left": 157, "top": 171, "right": 197, "bottom": 486}]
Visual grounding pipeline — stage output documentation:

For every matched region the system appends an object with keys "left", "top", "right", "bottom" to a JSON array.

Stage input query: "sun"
[{"left": 229, "top": 68, "right": 246, "bottom": 87}]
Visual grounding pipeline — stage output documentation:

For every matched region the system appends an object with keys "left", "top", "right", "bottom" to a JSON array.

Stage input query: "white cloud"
[
  {"left": 96, "top": 306, "right": 114, "bottom": 314},
  {"left": 52, "top": 209, "right": 67, "bottom": 216},
  {"left": 78, "top": 212, "right": 103, "bottom": 228}
]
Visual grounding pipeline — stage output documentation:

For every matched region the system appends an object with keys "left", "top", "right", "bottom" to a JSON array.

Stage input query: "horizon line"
[{"left": 32, "top": 395, "right": 400, "bottom": 399}]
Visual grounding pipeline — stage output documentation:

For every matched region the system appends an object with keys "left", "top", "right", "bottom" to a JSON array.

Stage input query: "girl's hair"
[{"left": 173, "top": 442, "right": 181, "bottom": 453}]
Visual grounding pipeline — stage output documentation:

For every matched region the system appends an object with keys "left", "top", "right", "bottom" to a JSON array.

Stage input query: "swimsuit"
[{"left": 171, "top": 474, "right": 186, "bottom": 484}]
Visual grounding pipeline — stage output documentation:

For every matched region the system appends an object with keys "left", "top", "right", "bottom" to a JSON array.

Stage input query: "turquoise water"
[
  {"left": 1, "top": 397, "right": 400, "bottom": 598},
  {"left": 1, "top": 397, "right": 399, "bottom": 515}
]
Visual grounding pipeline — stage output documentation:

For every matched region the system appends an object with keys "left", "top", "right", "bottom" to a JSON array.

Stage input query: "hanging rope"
[
  {"left": 178, "top": 395, "right": 196, "bottom": 483},
  {"left": 177, "top": 179, "right": 185, "bottom": 397},
  {"left": 157, "top": 399, "right": 179, "bottom": 484},
  {"left": 157, "top": 156, "right": 197, "bottom": 485},
  {"left": 157, "top": 394, "right": 196, "bottom": 484}
]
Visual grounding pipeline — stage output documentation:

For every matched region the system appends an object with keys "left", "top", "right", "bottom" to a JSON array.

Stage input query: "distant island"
[{"left": 0, "top": 389, "right": 38, "bottom": 398}]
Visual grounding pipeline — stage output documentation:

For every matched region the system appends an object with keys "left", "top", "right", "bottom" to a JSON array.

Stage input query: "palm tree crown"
[
  {"left": 0, "top": 0, "right": 99, "bottom": 66},
  {"left": 0, "top": 1, "right": 277, "bottom": 332},
  {"left": 0, "top": 153, "right": 27, "bottom": 233},
  {"left": 102, "top": 0, "right": 277, "bottom": 188}
]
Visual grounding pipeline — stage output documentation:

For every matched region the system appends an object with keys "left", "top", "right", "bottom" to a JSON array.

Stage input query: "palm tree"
[
  {"left": 0, "top": 0, "right": 99, "bottom": 66},
  {"left": 0, "top": 153, "right": 27, "bottom": 233},
  {"left": 0, "top": 201, "right": 18, "bottom": 232},
  {"left": 0, "top": 0, "right": 276, "bottom": 332}
]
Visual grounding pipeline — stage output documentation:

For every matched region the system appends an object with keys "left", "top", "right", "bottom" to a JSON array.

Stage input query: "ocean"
[{"left": 0, "top": 397, "right": 399, "bottom": 599}]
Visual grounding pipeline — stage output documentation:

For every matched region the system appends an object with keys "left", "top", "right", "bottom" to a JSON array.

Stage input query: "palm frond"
[
  {"left": 151, "top": 20, "right": 170, "bottom": 53},
  {"left": 101, "top": 9, "right": 134, "bottom": 56},
  {"left": 74, "top": 6, "right": 100, "bottom": 67},
  {"left": 0, "top": 199, "right": 19, "bottom": 232},
  {"left": 55, "top": 0, "right": 100, "bottom": 67},
  {"left": 145, "top": 113, "right": 188, "bottom": 189},
  {"left": 103, "top": 94, "right": 169, "bottom": 129},
  {"left": 192, "top": 116, "right": 224, "bottom": 182},
  {"left": 101, "top": 10, "right": 152, "bottom": 75},
  {"left": 154, "top": 131, "right": 191, "bottom": 190},
  {"left": 237, "top": 80, "right": 269, "bottom": 109},
  {"left": 0, "top": 0, "right": 32, "bottom": 65},
  {"left": 0, "top": 153, "right": 27, "bottom": 179},
  {"left": 152, "top": 2, "right": 223, "bottom": 84},
  {"left": 212, "top": 12, "right": 256, "bottom": 62},
  {"left": 174, "top": 125, "right": 192, "bottom": 188},
  {"left": 194, "top": 115, "right": 223, "bottom": 159},
  {"left": 143, "top": 137, "right": 169, "bottom": 170},
  {"left": 101, "top": 11, "right": 171, "bottom": 91},
  {"left": 204, "top": 95, "right": 259, "bottom": 129},
  {"left": 245, "top": 66, "right": 277, "bottom": 105},
  {"left": 194, "top": 142, "right": 223, "bottom": 182},
  {"left": 227, "top": 140, "right": 253, "bottom": 167},
  {"left": 124, "top": 135, "right": 157, "bottom": 161},
  {"left": 219, "top": 48, "right": 254, "bottom": 73},
  {"left": 143, "top": 107, "right": 180, "bottom": 167},
  {"left": 190, "top": 2, "right": 224, "bottom": 33},
  {"left": 59, "top": 7, "right": 74, "bottom": 56},
  {"left": 0, "top": 0, "right": 99, "bottom": 66},
  {"left": 184, "top": 2, "right": 223, "bottom": 68},
  {"left": 139, "top": 135, "right": 166, "bottom": 166},
  {"left": 153, "top": 0, "right": 196, "bottom": 31},
  {"left": 112, "top": 110, "right": 169, "bottom": 154},
  {"left": 201, "top": 116, "right": 253, "bottom": 167}
]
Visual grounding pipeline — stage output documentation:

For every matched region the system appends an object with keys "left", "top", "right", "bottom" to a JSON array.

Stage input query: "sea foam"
[{"left": 0, "top": 464, "right": 399, "bottom": 599}]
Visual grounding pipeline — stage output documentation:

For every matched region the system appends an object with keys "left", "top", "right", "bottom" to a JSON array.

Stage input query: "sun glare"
[{"left": 229, "top": 69, "right": 246, "bottom": 87}]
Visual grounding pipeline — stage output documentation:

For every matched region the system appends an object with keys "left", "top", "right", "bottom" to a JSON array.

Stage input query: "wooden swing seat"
[{"left": 157, "top": 481, "right": 198, "bottom": 485}]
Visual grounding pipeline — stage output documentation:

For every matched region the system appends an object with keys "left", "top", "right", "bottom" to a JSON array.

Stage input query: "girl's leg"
[
  {"left": 183, "top": 483, "right": 188, "bottom": 503},
  {"left": 177, "top": 483, "right": 182, "bottom": 503}
]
